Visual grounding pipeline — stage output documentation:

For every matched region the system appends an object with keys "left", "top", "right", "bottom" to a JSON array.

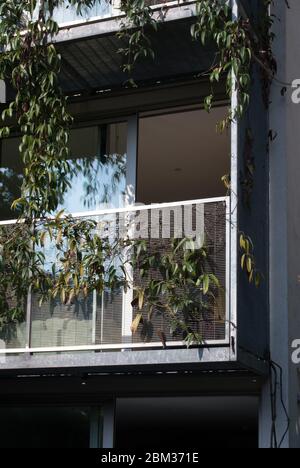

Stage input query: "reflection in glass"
[
  {"left": 0, "top": 123, "right": 128, "bottom": 350},
  {"left": 60, "top": 122, "right": 127, "bottom": 213},
  {"left": 0, "top": 138, "right": 23, "bottom": 221},
  {"left": 0, "top": 298, "right": 26, "bottom": 350},
  {"left": 0, "top": 122, "right": 127, "bottom": 220},
  {"left": 30, "top": 293, "right": 94, "bottom": 348}
]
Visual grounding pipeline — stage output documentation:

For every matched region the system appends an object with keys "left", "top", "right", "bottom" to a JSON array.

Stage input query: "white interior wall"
[{"left": 137, "top": 106, "right": 230, "bottom": 204}]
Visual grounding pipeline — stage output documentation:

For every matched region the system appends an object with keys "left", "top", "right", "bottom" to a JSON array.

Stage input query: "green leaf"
[{"left": 203, "top": 274, "right": 210, "bottom": 295}]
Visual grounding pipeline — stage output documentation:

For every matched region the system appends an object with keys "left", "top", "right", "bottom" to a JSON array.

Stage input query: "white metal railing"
[
  {"left": 50, "top": 0, "right": 196, "bottom": 28},
  {"left": 52, "top": 0, "right": 116, "bottom": 26},
  {"left": 0, "top": 197, "right": 230, "bottom": 355}
]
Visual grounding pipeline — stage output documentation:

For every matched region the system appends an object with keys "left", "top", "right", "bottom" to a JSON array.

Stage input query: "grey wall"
[
  {"left": 261, "top": 0, "right": 300, "bottom": 448},
  {"left": 236, "top": 0, "right": 270, "bottom": 363}
]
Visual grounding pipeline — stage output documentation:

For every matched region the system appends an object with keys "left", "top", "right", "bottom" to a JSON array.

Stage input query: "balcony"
[
  {"left": 0, "top": 197, "right": 229, "bottom": 356},
  {"left": 0, "top": 90, "right": 269, "bottom": 375}
]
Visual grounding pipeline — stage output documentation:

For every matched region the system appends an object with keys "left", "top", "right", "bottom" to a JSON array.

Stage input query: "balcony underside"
[
  {"left": 0, "top": 346, "right": 268, "bottom": 377},
  {"left": 57, "top": 16, "right": 217, "bottom": 96},
  {"left": 0, "top": 370, "right": 262, "bottom": 407}
]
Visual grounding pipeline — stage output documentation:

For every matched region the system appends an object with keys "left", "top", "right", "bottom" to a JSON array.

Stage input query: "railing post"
[
  {"left": 229, "top": 0, "right": 239, "bottom": 360},
  {"left": 90, "top": 407, "right": 104, "bottom": 449},
  {"left": 102, "top": 400, "right": 116, "bottom": 449},
  {"left": 25, "top": 286, "right": 32, "bottom": 350},
  {"left": 111, "top": 0, "right": 121, "bottom": 17},
  {"left": 121, "top": 115, "right": 138, "bottom": 346},
  {"left": 92, "top": 290, "right": 98, "bottom": 345}
]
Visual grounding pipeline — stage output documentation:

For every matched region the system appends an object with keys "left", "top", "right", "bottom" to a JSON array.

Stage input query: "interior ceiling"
[
  {"left": 137, "top": 106, "right": 230, "bottom": 204},
  {"left": 58, "top": 18, "right": 217, "bottom": 95}
]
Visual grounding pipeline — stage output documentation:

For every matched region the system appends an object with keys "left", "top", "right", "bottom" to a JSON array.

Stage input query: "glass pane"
[
  {"left": 0, "top": 223, "right": 28, "bottom": 351},
  {"left": 0, "top": 137, "right": 23, "bottom": 221},
  {"left": 0, "top": 320, "right": 26, "bottom": 351},
  {"left": 0, "top": 407, "right": 95, "bottom": 448},
  {"left": 0, "top": 122, "right": 127, "bottom": 220},
  {"left": 30, "top": 294, "right": 94, "bottom": 348},
  {"left": 60, "top": 122, "right": 127, "bottom": 213}
]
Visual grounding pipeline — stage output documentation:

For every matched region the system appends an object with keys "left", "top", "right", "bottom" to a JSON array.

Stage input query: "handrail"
[
  {"left": 54, "top": 1, "right": 197, "bottom": 30},
  {"left": 0, "top": 196, "right": 228, "bottom": 226}
]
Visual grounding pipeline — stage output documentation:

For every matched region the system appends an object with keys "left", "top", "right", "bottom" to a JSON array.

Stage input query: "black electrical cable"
[
  {"left": 269, "top": 363, "right": 278, "bottom": 448},
  {"left": 271, "top": 361, "right": 290, "bottom": 448},
  {"left": 237, "top": 345, "right": 290, "bottom": 448}
]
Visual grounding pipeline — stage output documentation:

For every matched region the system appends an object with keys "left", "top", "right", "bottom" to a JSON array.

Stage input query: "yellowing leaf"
[
  {"left": 55, "top": 209, "right": 65, "bottom": 222},
  {"left": 56, "top": 228, "right": 63, "bottom": 245},
  {"left": 40, "top": 231, "right": 47, "bottom": 247},
  {"left": 131, "top": 313, "right": 143, "bottom": 334},
  {"left": 247, "top": 257, "right": 252, "bottom": 273},
  {"left": 60, "top": 288, "right": 66, "bottom": 304},
  {"left": 138, "top": 289, "right": 145, "bottom": 310}
]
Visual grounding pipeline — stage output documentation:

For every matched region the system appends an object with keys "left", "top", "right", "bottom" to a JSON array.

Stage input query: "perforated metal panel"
[{"left": 131, "top": 201, "right": 227, "bottom": 344}]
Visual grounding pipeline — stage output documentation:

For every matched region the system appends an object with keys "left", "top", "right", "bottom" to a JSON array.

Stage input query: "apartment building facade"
[{"left": 0, "top": 0, "right": 299, "bottom": 448}]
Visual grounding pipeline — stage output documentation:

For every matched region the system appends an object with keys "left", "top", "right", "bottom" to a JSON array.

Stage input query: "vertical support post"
[
  {"left": 125, "top": 115, "right": 138, "bottom": 207},
  {"left": 25, "top": 286, "right": 32, "bottom": 350},
  {"left": 102, "top": 400, "right": 116, "bottom": 449},
  {"left": 92, "top": 290, "right": 97, "bottom": 345},
  {"left": 112, "top": 0, "right": 121, "bottom": 16},
  {"left": 225, "top": 196, "right": 231, "bottom": 342},
  {"left": 122, "top": 115, "right": 138, "bottom": 344},
  {"left": 229, "top": 0, "right": 239, "bottom": 360},
  {"left": 90, "top": 407, "right": 103, "bottom": 449}
]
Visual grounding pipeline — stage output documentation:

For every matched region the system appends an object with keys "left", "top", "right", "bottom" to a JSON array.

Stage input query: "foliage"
[
  {"left": 240, "top": 232, "right": 263, "bottom": 287},
  {"left": 118, "top": 0, "right": 158, "bottom": 85},
  {"left": 0, "top": 211, "right": 131, "bottom": 324},
  {"left": 0, "top": 0, "right": 74, "bottom": 218},
  {"left": 131, "top": 237, "right": 223, "bottom": 347},
  {"left": 0, "top": 211, "right": 223, "bottom": 347},
  {"left": 0, "top": 0, "right": 275, "bottom": 342},
  {"left": 119, "top": 0, "right": 277, "bottom": 125}
]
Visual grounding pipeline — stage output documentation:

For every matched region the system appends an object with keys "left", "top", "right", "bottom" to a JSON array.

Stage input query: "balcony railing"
[
  {"left": 50, "top": 0, "right": 188, "bottom": 26},
  {"left": 0, "top": 197, "right": 230, "bottom": 355},
  {"left": 52, "top": 0, "right": 114, "bottom": 25}
]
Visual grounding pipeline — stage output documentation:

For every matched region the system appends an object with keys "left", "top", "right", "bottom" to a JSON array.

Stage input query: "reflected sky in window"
[{"left": 0, "top": 122, "right": 127, "bottom": 220}]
